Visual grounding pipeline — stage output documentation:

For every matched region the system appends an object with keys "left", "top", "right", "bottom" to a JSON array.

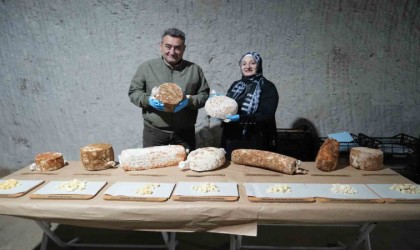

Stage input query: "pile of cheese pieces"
[
  {"left": 192, "top": 182, "right": 220, "bottom": 193},
  {"left": 330, "top": 184, "right": 358, "bottom": 194},
  {"left": 56, "top": 179, "right": 87, "bottom": 192},
  {"left": 0, "top": 179, "right": 21, "bottom": 190},
  {"left": 137, "top": 183, "right": 160, "bottom": 195},
  {"left": 266, "top": 184, "right": 292, "bottom": 194},
  {"left": 389, "top": 184, "right": 420, "bottom": 194}
]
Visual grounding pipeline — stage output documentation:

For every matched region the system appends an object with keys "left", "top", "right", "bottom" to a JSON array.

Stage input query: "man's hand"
[
  {"left": 174, "top": 98, "right": 189, "bottom": 113},
  {"left": 148, "top": 96, "right": 165, "bottom": 111}
]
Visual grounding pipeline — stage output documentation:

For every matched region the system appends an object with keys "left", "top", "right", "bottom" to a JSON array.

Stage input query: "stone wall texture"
[{"left": 0, "top": 0, "right": 419, "bottom": 170}]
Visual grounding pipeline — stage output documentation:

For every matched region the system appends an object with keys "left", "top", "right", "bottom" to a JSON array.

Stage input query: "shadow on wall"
[
  {"left": 292, "top": 117, "right": 320, "bottom": 161},
  {"left": 275, "top": 117, "right": 320, "bottom": 161},
  {"left": 291, "top": 117, "right": 320, "bottom": 139}
]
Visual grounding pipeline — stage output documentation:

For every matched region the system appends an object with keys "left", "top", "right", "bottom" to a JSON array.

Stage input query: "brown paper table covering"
[{"left": 0, "top": 161, "right": 419, "bottom": 236}]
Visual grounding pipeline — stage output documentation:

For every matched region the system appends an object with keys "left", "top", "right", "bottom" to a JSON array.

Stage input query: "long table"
[{"left": 1, "top": 161, "right": 419, "bottom": 249}]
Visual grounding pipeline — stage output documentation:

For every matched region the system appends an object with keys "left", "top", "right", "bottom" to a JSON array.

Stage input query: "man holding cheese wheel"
[{"left": 129, "top": 28, "right": 209, "bottom": 152}]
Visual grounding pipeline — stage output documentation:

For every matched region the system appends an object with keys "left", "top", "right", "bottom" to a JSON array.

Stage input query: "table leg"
[
  {"left": 364, "top": 233, "right": 371, "bottom": 250},
  {"left": 230, "top": 234, "right": 236, "bottom": 250},
  {"left": 35, "top": 221, "right": 76, "bottom": 248},
  {"left": 230, "top": 235, "right": 243, "bottom": 250},
  {"left": 40, "top": 230, "right": 49, "bottom": 250},
  {"left": 237, "top": 235, "right": 243, "bottom": 249},
  {"left": 348, "top": 222, "right": 376, "bottom": 250},
  {"left": 162, "top": 232, "right": 169, "bottom": 246},
  {"left": 231, "top": 223, "right": 375, "bottom": 250},
  {"left": 161, "top": 232, "right": 177, "bottom": 250},
  {"left": 169, "top": 232, "right": 177, "bottom": 250},
  {"left": 35, "top": 220, "right": 176, "bottom": 249}
]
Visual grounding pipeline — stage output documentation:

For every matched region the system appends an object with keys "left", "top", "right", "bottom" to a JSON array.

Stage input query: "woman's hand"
[
  {"left": 209, "top": 89, "right": 223, "bottom": 98},
  {"left": 225, "top": 114, "right": 240, "bottom": 122}
]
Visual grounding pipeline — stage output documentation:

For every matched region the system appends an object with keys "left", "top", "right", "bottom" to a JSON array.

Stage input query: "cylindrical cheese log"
[
  {"left": 315, "top": 138, "right": 340, "bottom": 172},
  {"left": 154, "top": 83, "right": 184, "bottom": 112},
  {"left": 205, "top": 96, "right": 238, "bottom": 120},
  {"left": 231, "top": 149, "right": 305, "bottom": 175},
  {"left": 121, "top": 145, "right": 187, "bottom": 171},
  {"left": 80, "top": 143, "right": 115, "bottom": 171},
  {"left": 179, "top": 147, "right": 226, "bottom": 172},
  {"left": 350, "top": 147, "right": 384, "bottom": 171},
  {"left": 34, "top": 152, "right": 65, "bottom": 171}
]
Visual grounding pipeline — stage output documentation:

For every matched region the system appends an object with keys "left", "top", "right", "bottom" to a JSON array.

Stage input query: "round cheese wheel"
[
  {"left": 80, "top": 143, "right": 115, "bottom": 171},
  {"left": 154, "top": 83, "right": 184, "bottom": 112},
  {"left": 350, "top": 147, "right": 384, "bottom": 171},
  {"left": 204, "top": 96, "right": 238, "bottom": 119},
  {"left": 34, "top": 152, "right": 65, "bottom": 171}
]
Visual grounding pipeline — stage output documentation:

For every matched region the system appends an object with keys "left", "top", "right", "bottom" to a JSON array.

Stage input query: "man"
[{"left": 128, "top": 28, "right": 209, "bottom": 152}]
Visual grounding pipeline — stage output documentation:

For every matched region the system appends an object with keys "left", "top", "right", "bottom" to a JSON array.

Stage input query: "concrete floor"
[{"left": 0, "top": 215, "right": 419, "bottom": 250}]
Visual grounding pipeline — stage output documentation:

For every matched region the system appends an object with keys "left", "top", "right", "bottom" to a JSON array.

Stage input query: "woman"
[{"left": 221, "top": 52, "right": 279, "bottom": 159}]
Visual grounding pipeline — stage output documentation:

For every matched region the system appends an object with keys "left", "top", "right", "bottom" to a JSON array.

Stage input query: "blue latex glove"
[
  {"left": 174, "top": 98, "right": 189, "bottom": 113},
  {"left": 209, "top": 90, "right": 223, "bottom": 98},
  {"left": 225, "top": 114, "right": 240, "bottom": 122},
  {"left": 209, "top": 93, "right": 223, "bottom": 98},
  {"left": 148, "top": 97, "right": 165, "bottom": 112}
]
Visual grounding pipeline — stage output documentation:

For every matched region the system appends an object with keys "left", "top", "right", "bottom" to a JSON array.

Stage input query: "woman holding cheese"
[{"left": 221, "top": 52, "right": 279, "bottom": 159}]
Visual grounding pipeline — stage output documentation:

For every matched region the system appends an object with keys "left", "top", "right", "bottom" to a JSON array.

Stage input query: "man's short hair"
[{"left": 162, "top": 28, "right": 186, "bottom": 42}]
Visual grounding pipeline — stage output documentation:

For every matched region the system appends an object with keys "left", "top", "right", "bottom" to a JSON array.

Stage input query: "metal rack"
[
  {"left": 357, "top": 133, "right": 417, "bottom": 155},
  {"left": 357, "top": 133, "right": 419, "bottom": 183}
]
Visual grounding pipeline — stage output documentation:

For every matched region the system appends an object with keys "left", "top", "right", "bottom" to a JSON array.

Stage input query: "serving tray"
[
  {"left": 104, "top": 182, "right": 175, "bottom": 202},
  {"left": 30, "top": 180, "right": 107, "bottom": 200},
  {"left": 0, "top": 179, "right": 44, "bottom": 198},
  {"left": 244, "top": 183, "right": 315, "bottom": 203},
  {"left": 172, "top": 182, "right": 239, "bottom": 201},
  {"left": 306, "top": 184, "right": 384, "bottom": 203},
  {"left": 367, "top": 184, "right": 420, "bottom": 203}
]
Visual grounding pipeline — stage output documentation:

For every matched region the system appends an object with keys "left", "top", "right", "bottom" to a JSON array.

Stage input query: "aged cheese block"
[
  {"left": 34, "top": 152, "right": 65, "bottom": 171},
  {"left": 120, "top": 145, "right": 186, "bottom": 171},
  {"left": 80, "top": 143, "right": 116, "bottom": 171},
  {"left": 205, "top": 96, "right": 238, "bottom": 119},
  {"left": 315, "top": 138, "right": 340, "bottom": 172},
  {"left": 350, "top": 147, "right": 384, "bottom": 171},
  {"left": 231, "top": 149, "right": 307, "bottom": 175},
  {"left": 179, "top": 147, "right": 226, "bottom": 172},
  {"left": 154, "top": 83, "right": 184, "bottom": 112}
]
